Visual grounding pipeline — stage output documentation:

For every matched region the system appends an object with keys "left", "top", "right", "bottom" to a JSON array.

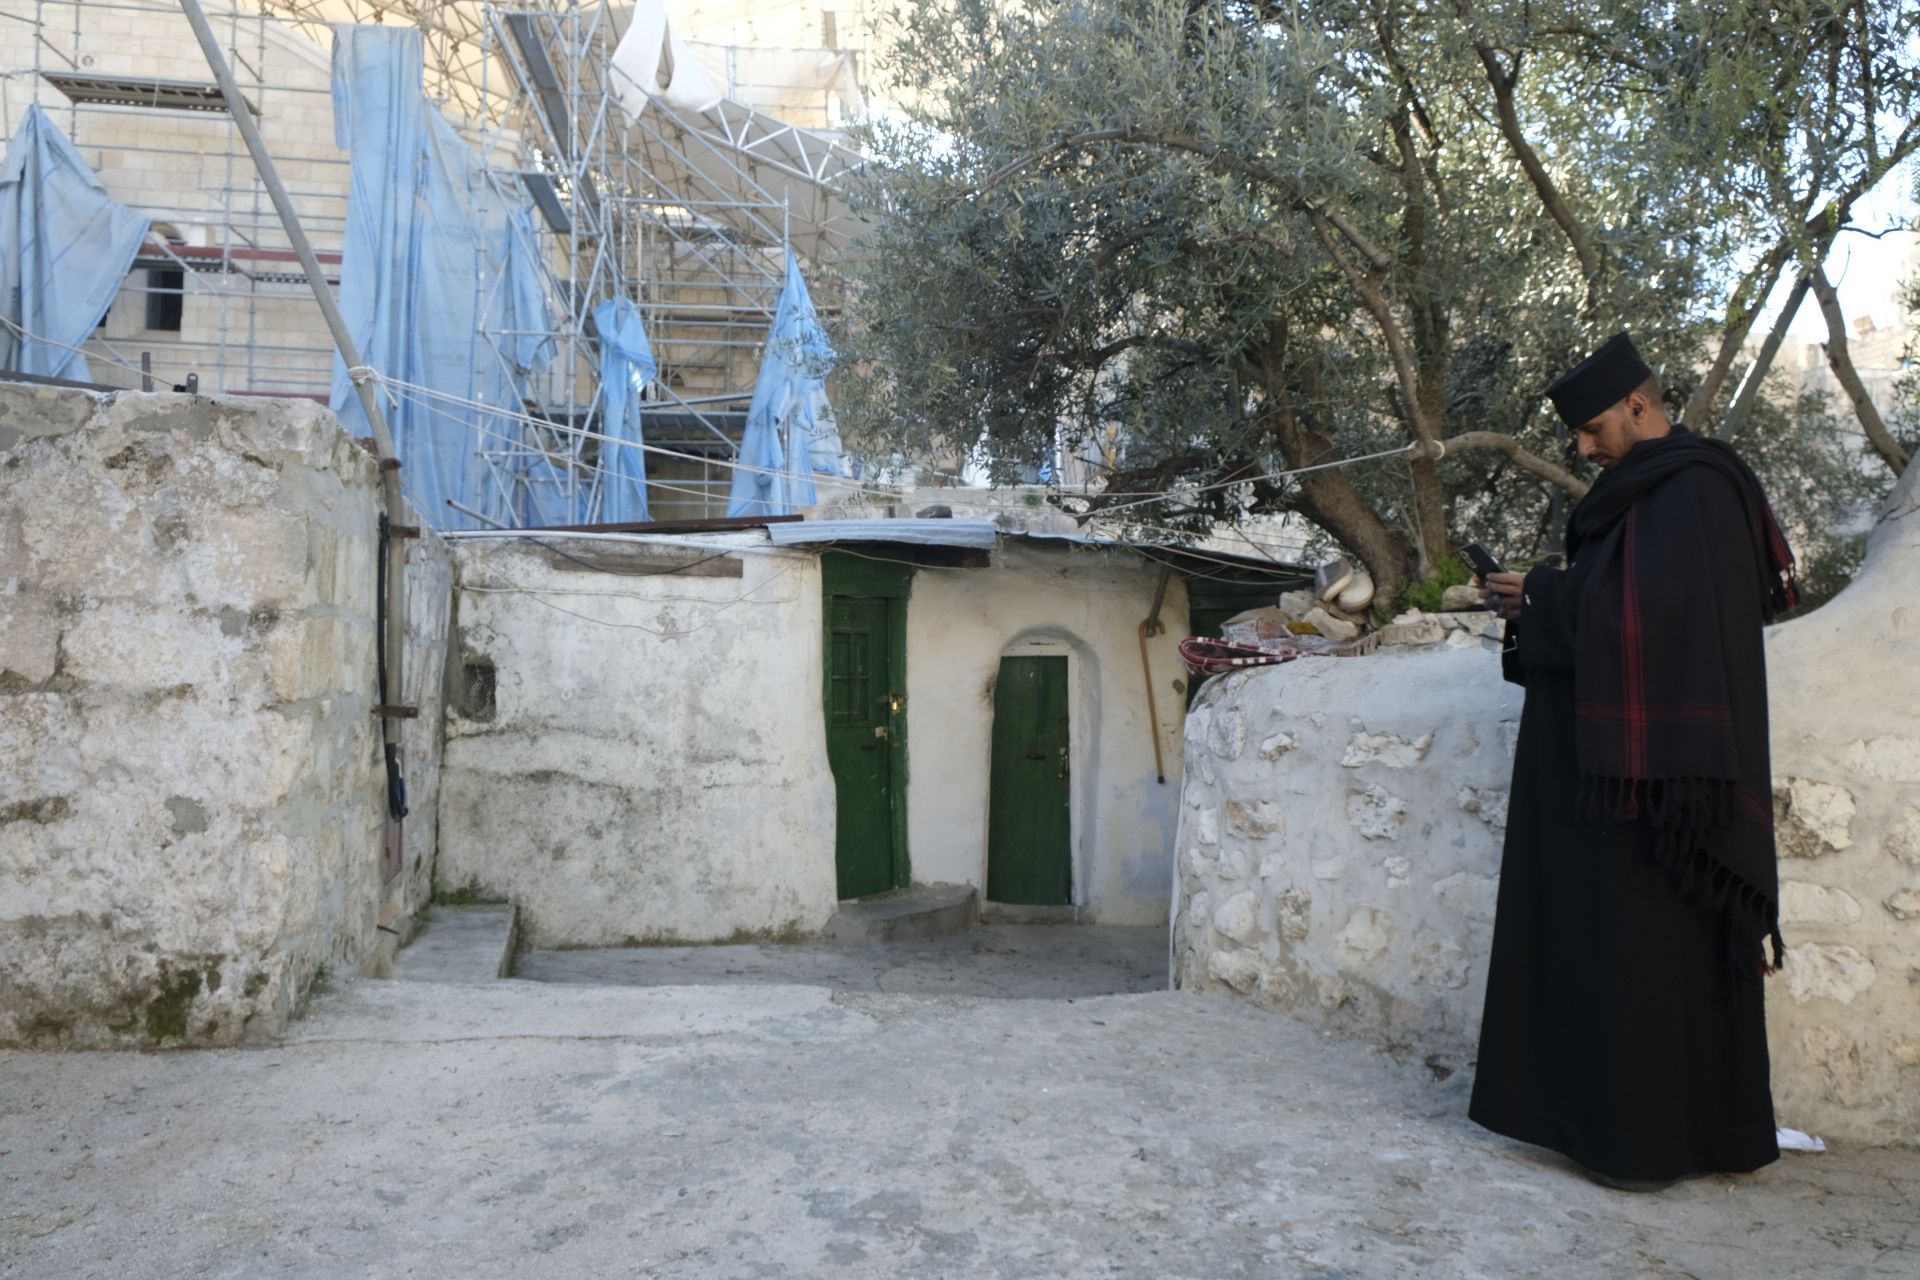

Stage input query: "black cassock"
[{"left": 1469, "top": 433, "right": 1787, "bottom": 1182}]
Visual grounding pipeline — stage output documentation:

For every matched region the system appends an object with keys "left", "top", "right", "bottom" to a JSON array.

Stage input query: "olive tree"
[{"left": 841, "top": 0, "right": 1917, "bottom": 607}]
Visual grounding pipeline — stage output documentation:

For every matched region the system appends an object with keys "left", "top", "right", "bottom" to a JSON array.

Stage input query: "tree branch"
[
  {"left": 1684, "top": 118, "right": 1920, "bottom": 425},
  {"left": 1302, "top": 206, "right": 1437, "bottom": 451},
  {"left": 1452, "top": 0, "right": 1602, "bottom": 313},
  {"left": 1447, "top": 431, "right": 1591, "bottom": 497},
  {"left": 1809, "top": 266, "right": 1910, "bottom": 475}
]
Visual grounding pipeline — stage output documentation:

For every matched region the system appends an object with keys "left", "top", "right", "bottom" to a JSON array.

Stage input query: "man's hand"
[{"left": 1482, "top": 571, "right": 1526, "bottom": 621}]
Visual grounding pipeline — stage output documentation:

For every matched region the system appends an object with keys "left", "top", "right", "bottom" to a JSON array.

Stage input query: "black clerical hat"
[{"left": 1545, "top": 332, "right": 1654, "bottom": 427}]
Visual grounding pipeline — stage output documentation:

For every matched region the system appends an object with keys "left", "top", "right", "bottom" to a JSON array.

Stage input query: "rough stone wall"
[
  {"left": 1760, "top": 462, "right": 1920, "bottom": 1141},
  {"left": 1174, "top": 652, "right": 1522, "bottom": 1056},
  {"left": 1174, "top": 464, "right": 1920, "bottom": 1142},
  {"left": 436, "top": 536, "right": 839, "bottom": 947},
  {"left": 0, "top": 385, "right": 452, "bottom": 1047}
]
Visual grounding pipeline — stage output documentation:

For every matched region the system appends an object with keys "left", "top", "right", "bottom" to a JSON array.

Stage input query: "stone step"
[
  {"left": 390, "top": 904, "right": 517, "bottom": 984},
  {"left": 823, "top": 884, "right": 979, "bottom": 945}
]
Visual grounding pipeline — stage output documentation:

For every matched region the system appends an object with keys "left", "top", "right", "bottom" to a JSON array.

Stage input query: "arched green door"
[{"left": 986, "top": 655, "right": 1071, "bottom": 905}]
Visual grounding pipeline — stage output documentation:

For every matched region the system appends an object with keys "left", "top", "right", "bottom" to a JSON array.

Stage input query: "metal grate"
[{"left": 42, "top": 72, "right": 256, "bottom": 116}]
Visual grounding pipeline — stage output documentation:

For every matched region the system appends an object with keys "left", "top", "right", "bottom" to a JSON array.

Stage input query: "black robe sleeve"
[{"left": 1500, "top": 565, "right": 1577, "bottom": 687}]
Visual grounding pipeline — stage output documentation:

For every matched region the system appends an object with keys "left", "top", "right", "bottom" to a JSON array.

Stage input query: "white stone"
[
  {"left": 1302, "top": 607, "right": 1360, "bottom": 642},
  {"left": 1433, "top": 872, "right": 1499, "bottom": 922},
  {"left": 1774, "top": 778, "right": 1856, "bottom": 858},
  {"left": 1194, "top": 806, "right": 1220, "bottom": 846},
  {"left": 1886, "top": 889, "right": 1920, "bottom": 921},
  {"left": 1456, "top": 786, "right": 1510, "bottom": 833},
  {"left": 1212, "top": 891, "right": 1261, "bottom": 944},
  {"left": 1345, "top": 785, "right": 1408, "bottom": 841},
  {"left": 1258, "top": 731, "right": 1298, "bottom": 760},
  {"left": 1274, "top": 887, "right": 1312, "bottom": 942},
  {"left": 1784, "top": 943, "right": 1877, "bottom": 1005},
  {"left": 1225, "top": 799, "right": 1283, "bottom": 838},
  {"left": 1780, "top": 881, "right": 1864, "bottom": 925},
  {"left": 1309, "top": 712, "right": 1328, "bottom": 729},
  {"left": 1838, "top": 737, "right": 1920, "bottom": 782},
  {"left": 1885, "top": 808, "right": 1920, "bottom": 867},
  {"left": 1499, "top": 721, "right": 1519, "bottom": 758},
  {"left": 1257, "top": 854, "right": 1288, "bottom": 880},
  {"left": 1799, "top": 1025, "right": 1868, "bottom": 1107},
  {"left": 1411, "top": 933, "right": 1470, "bottom": 989},
  {"left": 1340, "top": 731, "right": 1433, "bottom": 769},
  {"left": 1334, "top": 907, "right": 1393, "bottom": 967},
  {"left": 1217, "top": 847, "right": 1250, "bottom": 881},
  {"left": 1383, "top": 856, "right": 1412, "bottom": 888},
  {"left": 1376, "top": 619, "right": 1445, "bottom": 648},
  {"left": 1206, "top": 948, "right": 1262, "bottom": 993},
  {"left": 1277, "top": 589, "right": 1319, "bottom": 618},
  {"left": 1440, "top": 584, "right": 1484, "bottom": 612},
  {"left": 1311, "top": 856, "right": 1345, "bottom": 881},
  {"left": 1207, "top": 707, "right": 1248, "bottom": 762}
]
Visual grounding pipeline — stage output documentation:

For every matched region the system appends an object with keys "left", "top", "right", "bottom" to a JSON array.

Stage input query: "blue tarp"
[
  {"left": 727, "top": 252, "right": 846, "bottom": 518},
  {"left": 0, "top": 105, "right": 149, "bottom": 382},
  {"left": 330, "top": 26, "right": 553, "bottom": 530},
  {"left": 589, "top": 296, "right": 657, "bottom": 523}
]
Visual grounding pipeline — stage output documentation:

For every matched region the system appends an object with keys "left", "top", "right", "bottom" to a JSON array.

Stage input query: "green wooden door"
[
  {"left": 986, "top": 655, "right": 1072, "bottom": 905},
  {"left": 826, "top": 596, "right": 896, "bottom": 899}
]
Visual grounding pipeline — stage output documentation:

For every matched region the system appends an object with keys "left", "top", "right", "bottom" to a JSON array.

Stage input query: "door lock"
[{"left": 886, "top": 692, "right": 905, "bottom": 715}]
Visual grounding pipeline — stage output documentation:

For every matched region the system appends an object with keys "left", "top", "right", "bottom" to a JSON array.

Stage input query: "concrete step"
[
  {"left": 980, "top": 901, "right": 1084, "bottom": 925},
  {"left": 390, "top": 904, "right": 517, "bottom": 984},
  {"left": 824, "top": 884, "right": 978, "bottom": 945}
]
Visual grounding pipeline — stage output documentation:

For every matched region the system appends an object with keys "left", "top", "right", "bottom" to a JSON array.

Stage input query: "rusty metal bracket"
[
  {"left": 372, "top": 705, "right": 419, "bottom": 719},
  {"left": 387, "top": 524, "right": 422, "bottom": 539}
]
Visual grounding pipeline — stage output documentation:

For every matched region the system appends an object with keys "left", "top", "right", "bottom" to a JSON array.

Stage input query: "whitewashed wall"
[
  {"left": 1175, "top": 651, "right": 1520, "bottom": 1050},
  {"left": 436, "top": 536, "right": 840, "bottom": 947},
  {"left": 907, "top": 542, "right": 1189, "bottom": 924},
  {"left": 0, "top": 385, "right": 452, "bottom": 1047},
  {"left": 1175, "top": 464, "right": 1920, "bottom": 1142}
]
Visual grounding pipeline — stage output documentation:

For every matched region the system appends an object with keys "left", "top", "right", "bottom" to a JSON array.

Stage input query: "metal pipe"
[{"left": 175, "top": 0, "right": 410, "bottom": 793}]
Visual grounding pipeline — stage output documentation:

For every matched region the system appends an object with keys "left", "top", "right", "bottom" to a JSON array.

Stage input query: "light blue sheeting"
[
  {"left": 766, "top": 518, "right": 999, "bottom": 548},
  {"left": 329, "top": 26, "right": 554, "bottom": 531},
  {"left": 590, "top": 296, "right": 658, "bottom": 523},
  {"left": 727, "top": 252, "right": 846, "bottom": 518},
  {"left": 0, "top": 105, "right": 149, "bottom": 382}
]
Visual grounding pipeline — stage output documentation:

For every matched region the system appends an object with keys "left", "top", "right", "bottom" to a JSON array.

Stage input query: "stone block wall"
[
  {"left": 0, "top": 384, "right": 452, "bottom": 1047},
  {"left": 1173, "top": 462, "right": 1920, "bottom": 1143},
  {"left": 1174, "top": 651, "right": 1522, "bottom": 1055}
]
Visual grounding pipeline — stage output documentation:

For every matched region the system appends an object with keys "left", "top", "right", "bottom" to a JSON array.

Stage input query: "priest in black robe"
[{"left": 1468, "top": 332, "right": 1798, "bottom": 1188}]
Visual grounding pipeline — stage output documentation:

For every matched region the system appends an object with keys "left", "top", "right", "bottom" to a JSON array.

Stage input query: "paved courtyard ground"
[{"left": 2, "top": 926, "right": 1915, "bottom": 1279}]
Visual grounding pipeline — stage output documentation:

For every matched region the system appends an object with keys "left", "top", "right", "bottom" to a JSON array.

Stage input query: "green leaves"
[{"left": 838, "top": 0, "right": 1911, "bottom": 592}]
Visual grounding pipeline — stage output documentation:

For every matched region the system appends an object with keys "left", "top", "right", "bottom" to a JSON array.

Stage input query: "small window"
[{"left": 146, "top": 269, "right": 184, "bottom": 332}]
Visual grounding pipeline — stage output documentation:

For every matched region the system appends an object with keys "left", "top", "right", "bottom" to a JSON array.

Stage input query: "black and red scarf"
[{"left": 1565, "top": 426, "right": 1796, "bottom": 978}]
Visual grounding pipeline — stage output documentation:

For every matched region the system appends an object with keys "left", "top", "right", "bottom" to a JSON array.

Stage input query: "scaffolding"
[{"left": 2, "top": 1, "right": 863, "bottom": 525}]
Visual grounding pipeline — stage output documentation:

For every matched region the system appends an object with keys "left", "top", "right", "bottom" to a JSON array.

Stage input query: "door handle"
[{"left": 1058, "top": 746, "right": 1070, "bottom": 781}]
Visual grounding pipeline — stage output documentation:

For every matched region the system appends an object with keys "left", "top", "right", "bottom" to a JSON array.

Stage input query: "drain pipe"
[
  {"left": 1138, "top": 564, "right": 1173, "bottom": 784},
  {"left": 178, "top": 1, "right": 414, "bottom": 822}
]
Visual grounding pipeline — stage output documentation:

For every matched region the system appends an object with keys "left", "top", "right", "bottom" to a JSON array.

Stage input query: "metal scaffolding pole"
[{"left": 177, "top": 0, "right": 414, "bottom": 843}]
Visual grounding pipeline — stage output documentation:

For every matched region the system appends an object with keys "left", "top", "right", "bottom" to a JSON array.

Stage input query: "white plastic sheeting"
[
  {"left": 767, "top": 519, "right": 1000, "bottom": 549},
  {"left": 328, "top": 25, "right": 553, "bottom": 531},
  {"left": 609, "top": 1, "right": 865, "bottom": 262},
  {"left": 727, "top": 252, "right": 845, "bottom": 519},
  {"left": 0, "top": 105, "right": 149, "bottom": 382}
]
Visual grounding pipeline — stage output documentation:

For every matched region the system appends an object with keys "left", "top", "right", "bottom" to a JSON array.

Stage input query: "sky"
[{"left": 1767, "top": 176, "right": 1920, "bottom": 341}]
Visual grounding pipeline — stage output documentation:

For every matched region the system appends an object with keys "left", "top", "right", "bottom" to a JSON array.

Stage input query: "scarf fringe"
[{"left": 1581, "top": 774, "right": 1785, "bottom": 986}]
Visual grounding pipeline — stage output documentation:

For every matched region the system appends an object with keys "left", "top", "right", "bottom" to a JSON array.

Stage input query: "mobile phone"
[{"left": 1457, "top": 541, "right": 1506, "bottom": 579}]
